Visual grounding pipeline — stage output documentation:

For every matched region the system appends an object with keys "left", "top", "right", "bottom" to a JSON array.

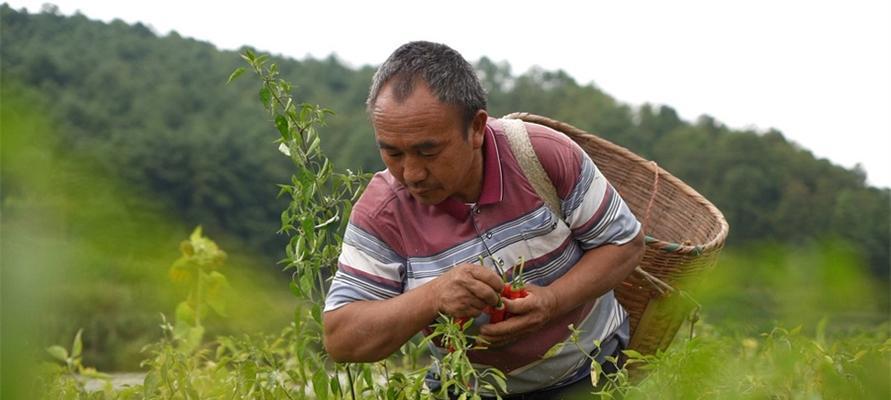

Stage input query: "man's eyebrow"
[
  {"left": 411, "top": 141, "right": 440, "bottom": 150},
  {"left": 377, "top": 140, "right": 398, "bottom": 150},
  {"left": 377, "top": 140, "right": 441, "bottom": 151}
]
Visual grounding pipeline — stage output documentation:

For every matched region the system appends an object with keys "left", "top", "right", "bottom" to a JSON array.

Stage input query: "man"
[{"left": 323, "top": 41, "right": 644, "bottom": 397}]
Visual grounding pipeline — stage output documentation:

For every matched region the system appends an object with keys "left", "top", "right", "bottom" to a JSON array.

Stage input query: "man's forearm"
[
  {"left": 548, "top": 231, "right": 644, "bottom": 316},
  {"left": 324, "top": 262, "right": 504, "bottom": 362},
  {"left": 323, "top": 283, "right": 439, "bottom": 362}
]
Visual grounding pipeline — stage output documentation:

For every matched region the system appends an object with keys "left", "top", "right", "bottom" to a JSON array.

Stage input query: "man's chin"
[{"left": 410, "top": 190, "right": 447, "bottom": 205}]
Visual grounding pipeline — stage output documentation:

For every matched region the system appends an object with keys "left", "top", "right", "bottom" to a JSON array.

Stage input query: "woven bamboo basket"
[{"left": 504, "top": 112, "right": 730, "bottom": 356}]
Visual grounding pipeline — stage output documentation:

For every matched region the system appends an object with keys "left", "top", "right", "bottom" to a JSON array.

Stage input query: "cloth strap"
[{"left": 500, "top": 118, "right": 562, "bottom": 218}]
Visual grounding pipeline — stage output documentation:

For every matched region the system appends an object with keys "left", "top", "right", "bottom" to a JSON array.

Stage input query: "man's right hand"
[
  {"left": 324, "top": 262, "right": 503, "bottom": 362},
  {"left": 429, "top": 263, "right": 504, "bottom": 318}
]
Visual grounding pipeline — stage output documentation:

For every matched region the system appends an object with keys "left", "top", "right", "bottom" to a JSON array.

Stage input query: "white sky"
[{"left": 8, "top": 0, "right": 891, "bottom": 188}]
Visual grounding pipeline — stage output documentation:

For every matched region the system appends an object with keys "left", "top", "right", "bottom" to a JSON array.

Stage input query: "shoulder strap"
[{"left": 500, "top": 118, "right": 563, "bottom": 217}]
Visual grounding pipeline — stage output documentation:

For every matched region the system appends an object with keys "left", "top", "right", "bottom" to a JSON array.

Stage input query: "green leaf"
[
  {"left": 47, "top": 345, "right": 68, "bottom": 362},
  {"left": 226, "top": 67, "right": 246, "bottom": 84},
  {"left": 302, "top": 217, "right": 315, "bottom": 240},
  {"left": 622, "top": 349, "right": 644, "bottom": 359},
  {"left": 851, "top": 349, "right": 868, "bottom": 362},
  {"left": 242, "top": 362, "right": 257, "bottom": 387},
  {"left": 289, "top": 279, "right": 302, "bottom": 298},
  {"left": 329, "top": 374, "right": 342, "bottom": 397},
  {"left": 275, "top": 114, "right": 289, "bottom": 139},
  {"left": 362, "top": 365, "right": 374, "bottom": 387},
  {"left": 72, "top": 328, "right": 83, "bottom": 359},
  {"left": 308, "top": 136, "right": 321, "bottom": 155},
  {"left": 590, "top": 360, "right": 602, "bottom": 387},
  {"left": 80, "top": 367, "right": 111, "bottom": 380},
  {"left": 143, "top": 371, "right": 160, "bottom": 398},
  {"left": 495, "top": 373, "right": 508, "bottom": 391},
  {"left": 182, "top": 325, "right": 205, "bottom": 353},
  {"left": 299, "top": 273, "right": 314, "bottom": 298},
  {"left": 542, "top": 342, "right": 565, "bottom": 359},
  {"left": 259, "top": 87, "right": 272, "bottom": 108},
  {"left": 312, "top": 369, "right": 329, "bottom": 400},
  {"left": 190, "top": 225, "right": 202, "bottom": 240},
  {"left": 300, "top": 104, "right": 312, "bottom": 121},
  {"left": 175, "top": 301, "right": 196, "bottom": 326},
  {"left": 295, "top": 236, "right": 306, "bottom": 260},
  {"left": 205, "top": 271, "right": 230, "bottom": 317},
  {"left": 311, "top": 303, "right": 322, "bottom": 324}
]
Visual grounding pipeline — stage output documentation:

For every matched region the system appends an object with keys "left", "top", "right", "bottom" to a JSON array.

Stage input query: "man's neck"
[{"left": 453, "top": 147, "right": 485, "bottom": 203}]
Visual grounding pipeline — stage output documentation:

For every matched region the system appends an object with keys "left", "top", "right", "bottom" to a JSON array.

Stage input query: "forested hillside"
[{"left": 2, "top": 4, "right": 887, "bottom": 277}]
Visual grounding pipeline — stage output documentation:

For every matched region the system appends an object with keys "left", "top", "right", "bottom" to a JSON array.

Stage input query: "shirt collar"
[{"left": 436, "top": 121, "right": 504, "bottom": 220}]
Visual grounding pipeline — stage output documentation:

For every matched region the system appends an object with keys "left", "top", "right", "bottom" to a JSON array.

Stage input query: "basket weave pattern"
[{"left": 504, "top": 113, "right": 730, "bottom": 355}]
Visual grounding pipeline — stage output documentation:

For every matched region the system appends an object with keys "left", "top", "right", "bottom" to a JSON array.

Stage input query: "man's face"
[{"left": 371, "top": 82, "right": 486, "bottom": 205}]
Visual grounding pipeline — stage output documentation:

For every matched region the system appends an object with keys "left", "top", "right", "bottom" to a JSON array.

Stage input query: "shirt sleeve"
[
  {"left": 324, "top": 178, "right": 407, "bottom": 312},
  {"left": 560, "top": 153, "right": 641, "bottom": 249},
  {"left": 527, "top": 123, "right": 641, "bottom": 249}
]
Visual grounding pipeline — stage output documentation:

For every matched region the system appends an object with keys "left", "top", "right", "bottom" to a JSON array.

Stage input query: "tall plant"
[
  {"left": 232, "top": 50, "right": 374, "bottom": 398},
  {"left": 168, "top": 226, "right": 230, "bottom": 354}
]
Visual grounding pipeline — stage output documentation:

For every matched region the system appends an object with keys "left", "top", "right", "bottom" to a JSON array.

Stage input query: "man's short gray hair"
[{"left": 366, "top": 41, "right": 487, "bottom": 134}]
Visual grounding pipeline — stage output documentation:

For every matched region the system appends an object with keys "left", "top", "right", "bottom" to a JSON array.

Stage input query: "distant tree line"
[{"left": 2, "top": 4, "right": 887, "bottom": 278}]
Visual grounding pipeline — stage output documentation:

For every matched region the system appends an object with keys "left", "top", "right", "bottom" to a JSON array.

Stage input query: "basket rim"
[{"left": 503, "top": 112, "right": 730, "bottom": 255}]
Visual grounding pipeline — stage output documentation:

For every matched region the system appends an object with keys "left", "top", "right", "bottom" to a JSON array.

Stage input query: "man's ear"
[{"left": 470, "top": 109, "right": 489, "bottom": 149}]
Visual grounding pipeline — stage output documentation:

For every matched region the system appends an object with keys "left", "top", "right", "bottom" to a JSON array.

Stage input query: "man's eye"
[
  {"left": 419, "top": 151, "right": 438, "bottom": 158},
  {"left": 386, "top": 152, "right": 403, "bottom": 158}
]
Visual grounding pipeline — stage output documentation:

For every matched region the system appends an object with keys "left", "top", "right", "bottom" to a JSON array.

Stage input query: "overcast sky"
[{"left": 9, "top": 0, "right": 890, "bottom": 188}]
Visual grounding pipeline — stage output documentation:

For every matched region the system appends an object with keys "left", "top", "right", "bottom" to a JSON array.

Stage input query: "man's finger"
[
  {"left": 467, "top": 266, "right": 504, "bottom": 291},
  {"left": 466, "top": 279, "right": 500, "bottom": 306},
  {"left": 461, "top": 295, "right": 488, "bottom": 315},
  {"left": 480, "top": 315, "right": 527, "bottom": 337},
  {"left": 478, "top": 335, "right": 515, "bottom": 349},
  {"left": 503, "top": 297, "right": 538, "bottom": 315}
]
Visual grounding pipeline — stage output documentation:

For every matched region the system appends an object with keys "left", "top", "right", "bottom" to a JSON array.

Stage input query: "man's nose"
[{"left": 403, "top": 156, "right": 428, "bottom": 186}]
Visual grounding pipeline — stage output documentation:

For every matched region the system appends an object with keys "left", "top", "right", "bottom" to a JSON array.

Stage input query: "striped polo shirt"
[{"left": 324, "top": 118, "right": 641, "bottom": 394}]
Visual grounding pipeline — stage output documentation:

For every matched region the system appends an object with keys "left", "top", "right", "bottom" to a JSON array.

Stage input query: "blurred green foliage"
[
  {"left": 620, "top": 319, "right": 890, "bottom": 399},
  {"left": 1, "top": 82, "right": 296, "bottom": 380},
  {"left": 693, "top": 241, "right": 888, "bottom": 333}
]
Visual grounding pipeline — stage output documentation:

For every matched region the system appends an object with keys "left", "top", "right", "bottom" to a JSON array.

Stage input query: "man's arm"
[
  {"left": 324, "top": 263, "right": 503, "bottom": 362},
  {"left": 479, "top": 229, "right": 644, "bottom": 346}
]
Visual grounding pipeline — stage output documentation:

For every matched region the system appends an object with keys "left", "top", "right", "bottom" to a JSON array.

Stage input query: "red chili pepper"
[
  {"left": 501, "top": 282, "right": 512, "bottom": 298},
  {"left": 487, "top": 299, "right": 507, "bottom": 323},
  {"left": 475, "top": 255, "right": 530, "bottom": 324},
  {"left": 508, "top": 257, "right": 529, "bottom": 298},
  {"left": 498, "top": 257, "right": 530, "bottom": 318},
  {"left": 509, "top": 287, "right": 528, "bottom": 299}
]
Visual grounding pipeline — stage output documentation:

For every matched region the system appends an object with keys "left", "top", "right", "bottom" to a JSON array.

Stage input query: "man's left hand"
[{"left": 478, "top": 284, "right": 559, "bottom": 347}]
